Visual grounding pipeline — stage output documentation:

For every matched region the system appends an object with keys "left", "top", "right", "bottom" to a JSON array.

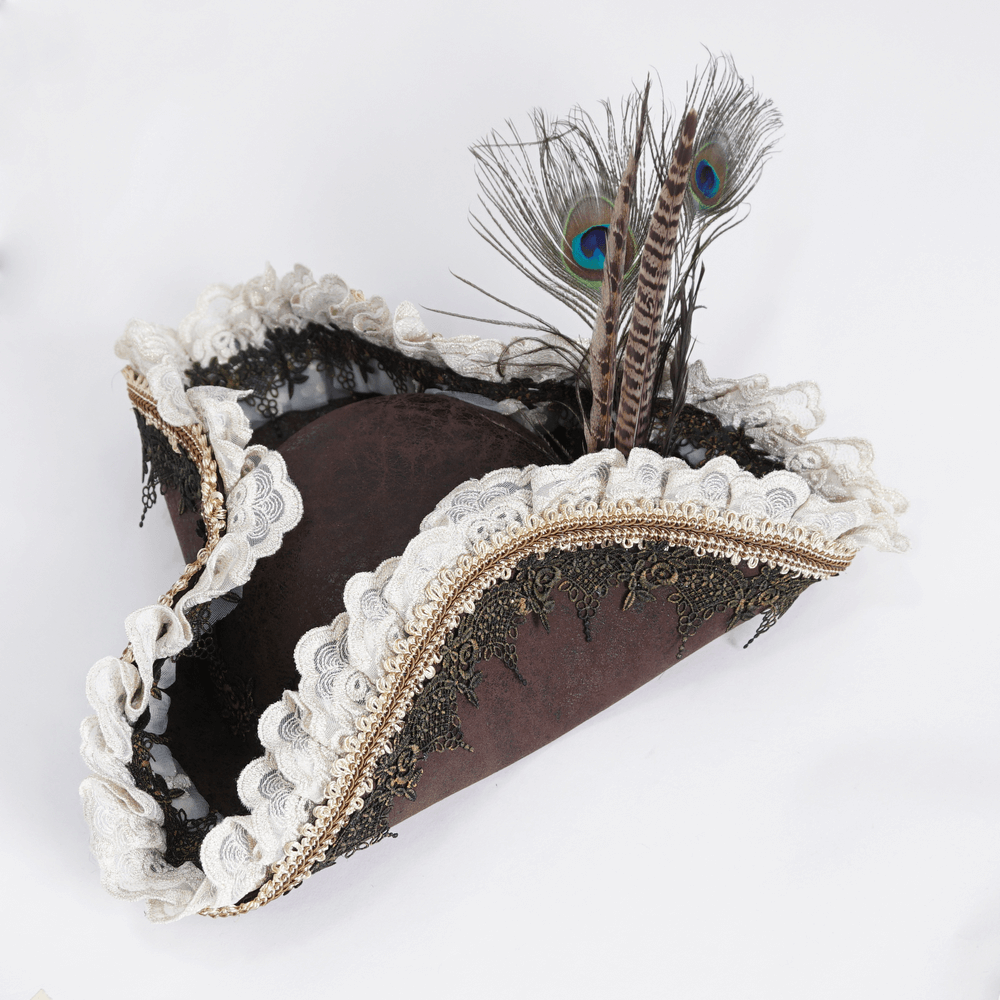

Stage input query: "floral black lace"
[
  {"left": 137, "top": 322, "right": 782, "bottom": 522},
  {"left": 181, "top": 321, "right": 784, "bottom": 476},
  {"left": 312, "top": 542, "right": 816, "bottom": 872},
  {"left": 128, "top": 728, "right": 219, "bottom": 868},
  {"left": 134, "top": 409, "right": 204, "bottom": 527}
]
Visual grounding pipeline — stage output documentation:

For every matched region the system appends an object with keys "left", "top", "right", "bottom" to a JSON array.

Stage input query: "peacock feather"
[{"left": 463, "top": 54, "right": 780, "bottom": 457}]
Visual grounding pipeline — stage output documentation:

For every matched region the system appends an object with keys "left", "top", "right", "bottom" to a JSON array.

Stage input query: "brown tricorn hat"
[
  {"left": 80, "top": 60, "right": 907, "bottom": 921},
  {"left": 81, "top": 267, "right": 905, "bottom": 920}
]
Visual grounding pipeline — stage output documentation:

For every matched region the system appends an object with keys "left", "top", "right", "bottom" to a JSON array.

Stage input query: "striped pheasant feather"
[
  {"left": 586, "top": 79, "right": 650, "bottom": 452},
  {"left": 614, "top": 109, "right": 697, "bottom": 456}
]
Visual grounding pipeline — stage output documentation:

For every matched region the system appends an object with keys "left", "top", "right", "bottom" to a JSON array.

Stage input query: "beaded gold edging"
[
  {"left": 122, "top": 366, "right": 226, "bottom": 658},
  {"left": 201, "top": 501, "right": 855, "bottom": 917}
]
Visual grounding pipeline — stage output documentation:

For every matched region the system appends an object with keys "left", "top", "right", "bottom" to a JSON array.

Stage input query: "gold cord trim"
[
  {"left": 120, "top": 366, "right": 225, "bottom": 661},
  {"left": 201, "top": 502, "right": 855, "bottom": 917}
]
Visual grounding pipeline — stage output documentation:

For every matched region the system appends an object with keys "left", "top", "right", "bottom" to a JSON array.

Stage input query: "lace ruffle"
[
  {"left": 90, "top": 264, "right": 907, "bottom": 921},
  {"left": 198, "top": 448, "right": 864, "bottom": 910},
  {"left": 80, "top": 378, "right": 303, "bottom": 922},
  {"left": 686, "top": 364, "right": 907, "bottom": 552},
  {"left": 114, "top": 264, "right": 907, "bottom": 552}
]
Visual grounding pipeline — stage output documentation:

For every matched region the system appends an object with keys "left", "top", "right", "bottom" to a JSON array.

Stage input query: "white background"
[{"left": 0, "top": 1, "right": 997, "bottom": 997}]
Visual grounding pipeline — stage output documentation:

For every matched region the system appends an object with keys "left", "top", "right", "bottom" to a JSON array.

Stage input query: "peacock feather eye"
[
  {"left": 573, "top": 225, "right": 608, "bottom": 269},
  {"left": 562, "top": 197, "right": 636, "bottom": 285},
  {"left": 690, "top": 140, "right": 728, "bottom": 208}
]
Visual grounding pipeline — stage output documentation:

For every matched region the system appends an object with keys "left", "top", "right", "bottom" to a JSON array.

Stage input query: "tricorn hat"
[{"left": 80, "top": 58, "right": 907, "bottom": 921}]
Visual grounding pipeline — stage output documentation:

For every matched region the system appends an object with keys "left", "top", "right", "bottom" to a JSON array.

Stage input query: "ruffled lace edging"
[
  {"left": 112, "top": 264, "right": 907, "bottom": 553},
  {"left": 79, "top": 379, "right": 303, "bottom": 921},
  {"left": 198, "top": 448, "right": 868, "bottom": 912},
  {"left": 92, "top": 265, "right": 907, "bottom": 920}
]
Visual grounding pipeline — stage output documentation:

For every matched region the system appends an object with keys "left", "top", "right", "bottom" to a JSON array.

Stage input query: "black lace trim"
[
  {"left": 182, "top": 600, "right": 258, "bottom": 739},
  {"left": 136, "top": 323, "right": 782, "bottom": 525},
  {"left": 127, "top": 728, "right": 219, "bottom": 868},
  {"left": 134, "top": 409, "right": 203, "bottom": 527},
  {"left": 650, "top": 401, "right": 783, "bottom": 479},
  {"left": 182, "top": 321, "right": 784, "bottom": 476},
  {"left": 184, "top": 322, "right": 583, "bottom": 420},
  {"left": 311, "top": 542, "right": 817, "bottom": 873}
]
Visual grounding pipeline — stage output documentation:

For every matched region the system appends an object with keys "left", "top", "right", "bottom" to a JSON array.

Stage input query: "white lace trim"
[
  {"left": 90, "top": 264, "right": 907, "bottom": 921},
  {"left": 113, "top": 263, "right": 907, "bottom": 552},
  {"left": 80, "top": 379, "right": 303, "bottom": 922},
  {"left": 684, "top": 364, "right": 907, "bottom": 552},
  {"left": 197, "top": 448, "right": 864, "bottom": 911}
]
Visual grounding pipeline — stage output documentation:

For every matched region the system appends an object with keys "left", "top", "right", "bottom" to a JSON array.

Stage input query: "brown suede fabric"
[
  {"left": 165, "top": 394, "right": 553, "bottom": 814},
  {"left": 160, "top": 392, "right": 754, "bottom": 827},
  {"left": 389, "top": 579, "right": 742, "bottom": 825},
  {"left": 216, "top": 393, "right": 554, "bottom": 712}
]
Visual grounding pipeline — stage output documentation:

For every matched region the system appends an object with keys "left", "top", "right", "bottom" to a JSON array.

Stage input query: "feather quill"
[{"left": 614, "top": 109, "right": 697, "bottom": 456}]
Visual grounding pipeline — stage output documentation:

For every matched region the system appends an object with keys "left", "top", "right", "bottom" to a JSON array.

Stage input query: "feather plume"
[
  {"left": 462, "top": 55, "right": 781, "bottom": 461},
  {"left": 614, "top": 108, "right": 697, "bottom": 456},
  {"left": 586, "top": 79, "right": 650, "bottom": 452},
  {"left": 469, "top": 89, "right": 665, "bottom": 330}
]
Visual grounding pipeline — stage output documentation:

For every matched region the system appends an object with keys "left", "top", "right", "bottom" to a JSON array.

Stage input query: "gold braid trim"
[
  {"left": 121, "top": 366, "right": 226, "bottom": 663},
  {"left": 201, "top": 501, "right": 855, "bottom": 917}
]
